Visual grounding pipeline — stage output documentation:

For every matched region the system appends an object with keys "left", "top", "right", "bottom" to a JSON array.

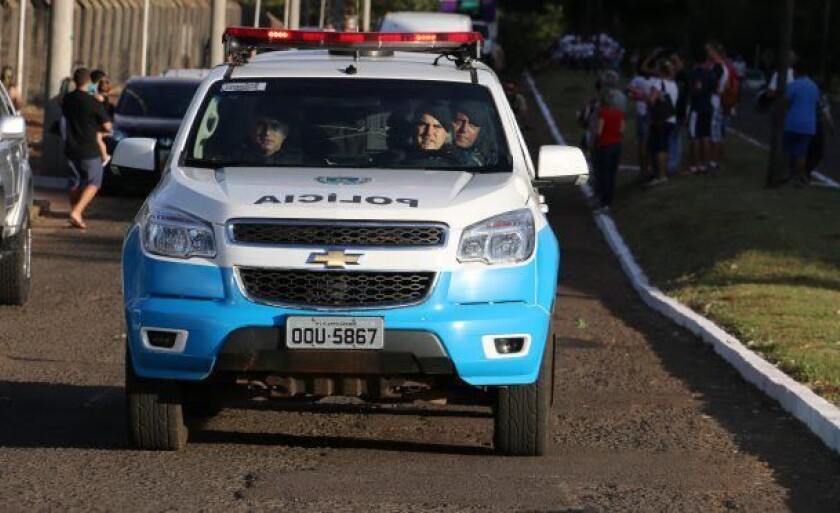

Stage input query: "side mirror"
[
  {"left": 112, "top": 138, "right": 156, "bottom": 173},
  {"left": 536, "top": 145, "right": 589, "bottom": 184},
  {"left": 0, "top": 116, "right": 25, "bottom": 140}
]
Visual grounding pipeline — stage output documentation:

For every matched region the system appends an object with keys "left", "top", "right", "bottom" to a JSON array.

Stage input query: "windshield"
[
  {"left": 184, "top": 78, "right": 512, "bottom": 172},
  {"left": 116, "top": 81, "right": 200, "bottom": 118}
]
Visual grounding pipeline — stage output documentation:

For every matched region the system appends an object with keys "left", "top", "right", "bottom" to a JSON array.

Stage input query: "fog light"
[
  {"left": 494, "top": 337, "right": 525, "bottom": 354},
  {"left": 147, "top": 330, "right": 178, "bottom": 349},
  {"left": 140, "top": 328, "right": 188, "bottom": 353}
]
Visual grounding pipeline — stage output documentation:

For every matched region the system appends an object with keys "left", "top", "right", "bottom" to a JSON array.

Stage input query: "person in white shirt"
[
  {"left": 626, "top": 56, "right": 657, "bottom": 176},
  {"left": 646, "top": 59, "right": 679, "bottom": 186}
]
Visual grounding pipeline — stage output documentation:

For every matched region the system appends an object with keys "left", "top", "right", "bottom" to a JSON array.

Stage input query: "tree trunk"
[{"left": 767, "top": 0, "right": 795, "bottom": 187}]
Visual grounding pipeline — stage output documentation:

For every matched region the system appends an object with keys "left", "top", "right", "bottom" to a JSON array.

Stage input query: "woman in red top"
[{"left": 594, "top": 91, "right": 625, "bottom": 211}]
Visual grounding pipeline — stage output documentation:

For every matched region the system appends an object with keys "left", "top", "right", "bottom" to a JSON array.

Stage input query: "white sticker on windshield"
[{"left": 221, "top": 82, "right": 267, "bottom": 92}]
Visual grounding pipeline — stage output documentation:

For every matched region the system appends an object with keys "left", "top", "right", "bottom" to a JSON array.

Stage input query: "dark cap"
[
  {"left": 414, "top": 102, "right": 452, "bottom": 128},
  {"left": 451, "top": 101, "right": 489, "bottom": 127}
]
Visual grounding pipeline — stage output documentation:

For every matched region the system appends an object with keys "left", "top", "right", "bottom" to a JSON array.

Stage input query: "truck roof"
[{"left": 225, "top": 49, "right": 491, "bottom": 84}]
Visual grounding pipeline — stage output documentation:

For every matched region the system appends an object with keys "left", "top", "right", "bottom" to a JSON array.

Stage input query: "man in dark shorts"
[
  {"left": 62, "top": 67, "right": 111, "bottom": 229},
  {"left": 686, "top": 56, "right": 714, "bottom": 173}
]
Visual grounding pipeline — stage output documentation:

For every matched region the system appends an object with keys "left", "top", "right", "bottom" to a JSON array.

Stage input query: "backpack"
[
  {"left": 721, "top": 61, "right": 740, "bottom": 113},
  {"left": 650, "top": 80, "right": 676, "bottom": 125}
]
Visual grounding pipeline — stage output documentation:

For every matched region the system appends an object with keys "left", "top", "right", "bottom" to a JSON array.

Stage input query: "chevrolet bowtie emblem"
[{"left": 308, "top": 250, "right": 362, "bottom": 269}]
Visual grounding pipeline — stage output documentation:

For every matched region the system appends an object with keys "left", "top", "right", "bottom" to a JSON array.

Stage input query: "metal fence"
[{"left": 0, "top": 0, "right": 242, "bottom": 105}]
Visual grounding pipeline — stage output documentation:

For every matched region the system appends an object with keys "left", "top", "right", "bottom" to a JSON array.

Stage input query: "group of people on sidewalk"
[{"left": 578, "top": 41, "right": 835, "bottom": 212}]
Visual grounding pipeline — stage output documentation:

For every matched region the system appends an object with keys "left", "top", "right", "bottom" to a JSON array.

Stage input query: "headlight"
[
  {"left": 457, "top": 209, "right": 535, "bottom": 264},
  {"left": 141, "top": 206, "right": 216, "bottom": 259}
]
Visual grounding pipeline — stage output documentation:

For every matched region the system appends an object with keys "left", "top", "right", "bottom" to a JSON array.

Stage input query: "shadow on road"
[
  {"left": 192, "top": 428, "right": 494, "bottom": 456},
  {"left": 0, "top": 381, "right": 125, "bottom": 450}
]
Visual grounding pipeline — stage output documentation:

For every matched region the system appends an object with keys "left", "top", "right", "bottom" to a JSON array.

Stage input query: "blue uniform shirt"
[{"left": 784, "top": 77, "right": 819, "bottom": 135}]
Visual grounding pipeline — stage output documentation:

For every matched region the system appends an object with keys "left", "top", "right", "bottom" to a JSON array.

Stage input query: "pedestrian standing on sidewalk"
[
  {"left": 626, "top": 62, "right": 654, "bottom": 177},
  {"left": 668, "top": 52, "right": 689, "bottom": 175},
  {"left": 687, "top": 52, "right": 715, "bottom": 173},
  {"left": 706, "top": 42, "right": 729, "bottom": 171},
  {"left": 62, "top": 67, "right": 112, "bottom": 229},
  {"left": 646, "top": 59, "right": 679, "bottom": 186},
  {"left": 806, "top": 82, "right": 836, "bottom": 180},
  {"left": 594, "top": 88, "right": 625, "bottom": 212},
  {"left": 783, "top": 61, "right": 820, "bottom": 187},
  {"left": 1, "top": 66, "right": 23, "bottom": 111}
]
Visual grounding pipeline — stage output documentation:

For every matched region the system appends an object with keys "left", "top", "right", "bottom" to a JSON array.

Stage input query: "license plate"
[{"left": 286, "top": 316, "right": 384, "bottom": 350}]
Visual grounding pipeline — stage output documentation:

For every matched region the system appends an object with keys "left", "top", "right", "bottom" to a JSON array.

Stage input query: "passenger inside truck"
[{"left": 186, "top": 78, "right": 512, "bottom": 172}]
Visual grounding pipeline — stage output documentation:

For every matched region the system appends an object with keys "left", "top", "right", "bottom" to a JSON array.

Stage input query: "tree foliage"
[
  {"left": 498, "top": 2, "right": 565, "bottom": 73},
  {"left": 561, "top": 0, "right": 835, "bottom": 75}
]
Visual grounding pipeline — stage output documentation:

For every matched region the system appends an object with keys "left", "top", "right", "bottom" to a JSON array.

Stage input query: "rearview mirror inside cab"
[
  {"left": 112, "top": 138, "right": 157, "bottom": 173},
  {"left": 537, "top": 145, "right": 589, "bottom": 184}
]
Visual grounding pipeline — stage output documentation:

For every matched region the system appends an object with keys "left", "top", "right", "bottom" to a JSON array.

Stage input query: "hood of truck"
[{"left": 154, "top": 166, "right": 534, "bottom": 228}]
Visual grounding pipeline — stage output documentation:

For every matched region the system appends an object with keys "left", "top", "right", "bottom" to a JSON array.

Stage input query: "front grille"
[
  {"left": 238, "top": 268, "right": 436, "bottom": 308},
  {"left": 230, "top": 222, "right": 446, "bottom": 247}
]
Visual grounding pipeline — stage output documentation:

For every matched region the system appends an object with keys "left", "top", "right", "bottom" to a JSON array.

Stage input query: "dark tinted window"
[
  {"left": 185, "top": 78, "right": 511, "bottom": 172},
  {"left": 116, "top": 81, "right": 199, "bottom": 118}
]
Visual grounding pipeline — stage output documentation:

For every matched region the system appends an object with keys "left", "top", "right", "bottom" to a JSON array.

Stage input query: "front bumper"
[{"left": 123, "top": 227, "right": 560, "bottom": 386}]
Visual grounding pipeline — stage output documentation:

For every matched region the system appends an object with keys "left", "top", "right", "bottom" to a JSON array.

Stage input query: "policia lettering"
[{"left": 254, "top": 193, "right": 419, "bottom": 208}]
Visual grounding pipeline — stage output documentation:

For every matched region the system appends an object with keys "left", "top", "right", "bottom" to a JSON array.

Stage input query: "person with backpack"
[{"left": 646, "top": 59, "right": 679, "bottom": 186}]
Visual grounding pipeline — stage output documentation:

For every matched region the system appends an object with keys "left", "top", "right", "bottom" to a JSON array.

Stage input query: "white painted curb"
[{"left": 524, "top": 71, "right": 840, "bottom": 454}]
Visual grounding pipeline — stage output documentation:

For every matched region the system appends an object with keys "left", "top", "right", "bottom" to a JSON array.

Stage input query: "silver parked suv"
[{"left": 0, "top": 82, "right": 32, "bottom": 305}]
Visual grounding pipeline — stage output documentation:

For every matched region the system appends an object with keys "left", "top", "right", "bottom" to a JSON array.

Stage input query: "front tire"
[
  {"left": 493, "top": 330, "right": 554, "bottom": 456},
  {"left": 0, "top": 219, "right": 32, "bottom": 305},
  {"left": 126, "top": 353, "right": 188, "bottom": 451}
]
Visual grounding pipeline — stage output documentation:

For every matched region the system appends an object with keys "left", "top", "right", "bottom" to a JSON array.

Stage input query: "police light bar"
[{"left": 223, "top": 27, "right": 483, "bottom": 58}]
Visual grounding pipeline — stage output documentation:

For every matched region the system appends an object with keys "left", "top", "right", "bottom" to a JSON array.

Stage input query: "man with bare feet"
[{"left": 61, "top": 67, "right": 111, "bottom": 229}]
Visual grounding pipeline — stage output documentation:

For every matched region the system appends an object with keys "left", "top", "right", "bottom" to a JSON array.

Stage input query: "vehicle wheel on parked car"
[
  {"left": 126, "top": 352, "right": 188, "bottom": 451},
  {"left": 493, "top": 329, "right": 555, "bottom": 456},
  {"left": 0, "top": 217, "right": 31, "bottom": 305}
]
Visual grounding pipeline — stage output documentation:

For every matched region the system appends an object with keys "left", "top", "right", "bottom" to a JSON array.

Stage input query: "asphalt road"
[{"left": 1, "top": 112, "right": 840, "bottom": 511}]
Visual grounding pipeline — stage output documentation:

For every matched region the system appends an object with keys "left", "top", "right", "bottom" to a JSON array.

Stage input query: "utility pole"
[
  {"left": 319, "top": 0, "right": 326, "bottom": 28},
  {"left": 284, "top": 0, "right": 290, "bottom": 28},
  {"left": 16, "top": 0, "right": 26, "bottom": 103},
  {"left": 47, "top": 0, "right": 73, "bottom": 98},
  {"left": 821, "top": 0, "right": 832, "bottom": 87},
  {"left": 362, "top": 0, "right": 371, "bottom": 31},
  {"left": 254, "top": 0, "right": 262, "bottom": 27},
  {"left": 141, "top": 0, "right": 150, "bottom": 75},
  {"left": 211, "top": 0, "right": 226, "bottom": 65},
  {"left": 289, "top": 0, "right": 301, "bottom": 29},
  {"left": 767, "top": 0, "right": 795, "bottom": 187}
]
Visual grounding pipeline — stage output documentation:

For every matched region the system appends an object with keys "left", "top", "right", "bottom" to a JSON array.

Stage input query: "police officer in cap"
[{"left": 451, "top": 101, "right": 498, "bottom": 167}]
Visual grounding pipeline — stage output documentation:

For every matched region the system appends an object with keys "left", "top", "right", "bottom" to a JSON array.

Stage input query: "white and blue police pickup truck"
[{"left": 113, "top": 28, "right": 588, "bottom": 455}]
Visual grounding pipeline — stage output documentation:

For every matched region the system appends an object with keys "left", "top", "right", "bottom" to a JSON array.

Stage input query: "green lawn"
[{"left": 534, "top": 69, "right": 840, "bottom": 404}]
